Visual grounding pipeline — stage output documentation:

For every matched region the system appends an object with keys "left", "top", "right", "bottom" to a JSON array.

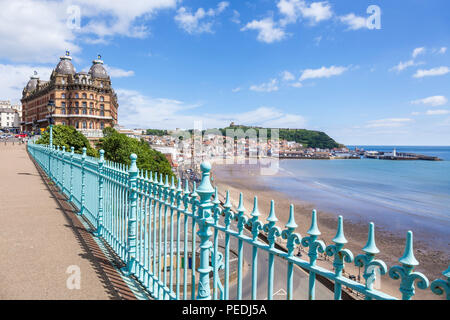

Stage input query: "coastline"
[{"left": 210, "top": 160, "right": 448, "bottom": 300}]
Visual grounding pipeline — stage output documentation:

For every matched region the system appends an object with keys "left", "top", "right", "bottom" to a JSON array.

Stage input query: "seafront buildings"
[
  {"left": 0, "top": 100, "right": 22, "bottom": 132},
  {"left": 21, "top": 52, "right": 118, "bottom": 136}
]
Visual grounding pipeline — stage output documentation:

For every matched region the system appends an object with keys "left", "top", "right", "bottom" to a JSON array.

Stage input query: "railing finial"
[
  {"left": 286, "top": 204, "right": 298, "bottom": 230},
  {"left": 362, "top": 222, "right": 379, "bottom": 255},
  {"left": 129, "top": 153, "right": 138, "bottom": 173},
  {"left": 399, "top": 231, "right": 419, "bottom": 266},
  {"left": 307, "top": 209, "right": 321, "bottom": 236},
  {"left": 332, "top": 215, "right": 347, "bottom": 245}
]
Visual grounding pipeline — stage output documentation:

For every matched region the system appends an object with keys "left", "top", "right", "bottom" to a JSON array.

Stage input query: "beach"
[{"left": 210, "top": 159, "right": 449, "bottom": 300}]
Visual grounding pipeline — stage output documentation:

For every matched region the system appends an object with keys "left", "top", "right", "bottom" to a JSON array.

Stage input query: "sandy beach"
[{"left": 210, "top": 159, "right": 448, "bottom": 300}]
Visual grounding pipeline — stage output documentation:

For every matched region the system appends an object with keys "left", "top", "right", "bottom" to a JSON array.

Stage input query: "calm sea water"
[{"left": 261, "top": 146, "right": 450, "bottom": 251}]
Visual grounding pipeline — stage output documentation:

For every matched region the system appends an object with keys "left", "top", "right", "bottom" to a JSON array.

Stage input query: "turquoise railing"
[{"left": 27, "top": 142, "right": 449, "bottom": 300}]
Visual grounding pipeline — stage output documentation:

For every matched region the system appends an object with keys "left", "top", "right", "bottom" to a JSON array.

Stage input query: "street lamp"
[{"left": 47, "top": 99, "right": 56, "bottom": 147}]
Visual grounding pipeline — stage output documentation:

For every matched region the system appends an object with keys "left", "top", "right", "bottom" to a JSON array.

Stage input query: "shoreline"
[{"left": 210, "top": 160, "right": 449, "bottom": 300}]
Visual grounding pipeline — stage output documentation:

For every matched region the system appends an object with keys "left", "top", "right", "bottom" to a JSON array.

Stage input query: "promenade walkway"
[{"left": 0, "top": 143, "right": 138, "bottom": 299}]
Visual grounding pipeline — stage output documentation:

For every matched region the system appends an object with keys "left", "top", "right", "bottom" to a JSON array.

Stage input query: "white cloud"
[
  {"left": 412, "top": 47, "right": 426, "bottom": 58},
  {"left": 339, "top": 13, "right": 367, "bottom": 30},
  {"left": 299, "top": 65, "right": 347, "bottom": 81},
  {"left": 281, "top": 71, "right": 295, "bottom": 81},
  {"left": 413, "top": 66, "right": 450, "bottom": 78},
  {"left": 117, "top": 89, "right": 306, "bottom": 129},
  {"left": 231, "top": 87, "right": 241, "bottom": 93},
  {"left": 437, "top": 47, "right": 447, "bottom": 54},
  {"left": 105, "top": 66, "right": 135, "bottom": 78},
  {"left": 231, "top": 9, "right": 241, "bottom": 24},
  {"left": 241, "top": 17, "right": 287, "bottom": 43},
  {"left": 290, "top": 82, "right": 303, "bottom": 88},
  {"left": 426, "top": 109, "right": 450, "bottom": 116},
  {"left": 0, "top": 0, "right": 178, "bottom": 63},
  {"left": 366, "top": 118, "right": 413, "bottom": 128},
  {"left": 411, "top": 96, "right": 448, "bottom": 107},
  {"left": 250, "top": 79, "right": 279, "bottom": 92},
  {"left": 411, "top": 112, "right": 421, "bottom": 116},
  {"left": 175, "top": 2, "right": 229, "bottom": 34},
  {"left": 75, "top": 0, "right": 177, "bottom": 40},
  {"left": 278, "top": 0, "right": 333, "bottom": 26},
  {"left": 390, "top": 60, "right": 419, "bottom": 72},
  {"left": 0, "top": 0, "right": 80, "bottom": 63},
  {"left": 0, "top": 64, "right": 53, "bottom": 103}
]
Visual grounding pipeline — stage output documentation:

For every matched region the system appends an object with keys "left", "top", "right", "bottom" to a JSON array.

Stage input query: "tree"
[
  {"left": 36, "top": 125, "right": 98, "bottom": 157},
  {"left": 96, "top": 128, "right": 174, "bottom": 179}
]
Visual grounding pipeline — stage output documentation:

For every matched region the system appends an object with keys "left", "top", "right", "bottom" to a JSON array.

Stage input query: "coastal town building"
[
  {"left": 0, "top": 101, "right": 21, "bottom": 131},
  {"left": 21, "top": 52, "right": 118, "bottom": 137}
]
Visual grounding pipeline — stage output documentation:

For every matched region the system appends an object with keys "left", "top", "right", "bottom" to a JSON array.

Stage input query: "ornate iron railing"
[{"left": 27, "top": 142, "right": 449, "bottom": 300}]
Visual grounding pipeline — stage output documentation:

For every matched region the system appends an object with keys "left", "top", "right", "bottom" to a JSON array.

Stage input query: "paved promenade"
[{"left": 0, "top": 143, "right": 136, "bottom": 300}]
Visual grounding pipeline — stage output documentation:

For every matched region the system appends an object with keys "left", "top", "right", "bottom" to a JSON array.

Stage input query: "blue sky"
[{"left": 0, "top": 0, "right": 449, "bottom": 145}]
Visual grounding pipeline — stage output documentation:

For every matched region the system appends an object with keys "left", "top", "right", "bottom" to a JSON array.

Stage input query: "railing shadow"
[{"left": 28, "top": 150, "right": 137, "bottom": 300}]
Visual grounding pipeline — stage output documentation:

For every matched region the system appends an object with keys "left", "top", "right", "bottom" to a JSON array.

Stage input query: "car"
[{"left": 15, "top": 134, "right": 28, "bottom": 138}]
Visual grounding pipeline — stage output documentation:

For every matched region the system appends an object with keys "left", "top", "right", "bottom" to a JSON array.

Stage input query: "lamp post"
[{"left": 47, "top": 99, "right": 56, "bottom": 147}]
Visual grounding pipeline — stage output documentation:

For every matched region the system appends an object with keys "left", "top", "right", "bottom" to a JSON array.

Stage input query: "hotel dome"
[
  {"left": 25, "top": 72, "right": 39, "bottom": 92},
  {"left": 89, "top": 56, "right": 109, "bottom": 79},
  {"left": 55, "top": 51, "right": 76, "bottom": 75}
]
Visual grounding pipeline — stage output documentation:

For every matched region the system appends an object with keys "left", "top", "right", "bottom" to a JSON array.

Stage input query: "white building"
[{"left": 0, "top": 108, "right": 20, "bottom": 129}]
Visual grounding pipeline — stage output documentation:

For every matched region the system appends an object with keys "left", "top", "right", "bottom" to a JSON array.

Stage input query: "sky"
[{"left": 0, "top": 0, "right": 449, "bottom": 145}]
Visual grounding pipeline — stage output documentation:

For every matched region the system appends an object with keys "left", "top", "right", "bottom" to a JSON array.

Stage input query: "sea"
[{"left": 260, "top": 146, "right": 450, "bottom": 251}]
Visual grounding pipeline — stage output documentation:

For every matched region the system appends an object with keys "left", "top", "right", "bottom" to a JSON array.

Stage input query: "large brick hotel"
[{"left": 21, "top": 51, "right": 118, "bottom": 136}]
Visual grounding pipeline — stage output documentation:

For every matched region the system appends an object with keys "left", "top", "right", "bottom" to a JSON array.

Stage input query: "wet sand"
[{"left": 210, "top": 161, "right": 449, "bottom": 300}]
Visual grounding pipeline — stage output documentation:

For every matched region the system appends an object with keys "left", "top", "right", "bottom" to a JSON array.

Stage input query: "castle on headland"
[{"left": 21, "top": 51, "right": 118, "bottom": 137}]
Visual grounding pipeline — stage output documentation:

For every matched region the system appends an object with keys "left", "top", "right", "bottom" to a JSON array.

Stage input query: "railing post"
[
  {"left": 195, "top": 162, "right": 215, "bottom": 300},
  {"left": 69, "top": 147, "right": 74, "bottom": 202},
  {"left": 56, "top": 145, "right": 60, "bottom": 187},
  {"left": 124, "top": 153, "right": 138, "bottom": 275},
  {"left": 79, "top": 147, "right": 87, "bottom": 216},
  {"left": 95, "top": 150, "right": 105, "bottom": 237},
  {"left": 61, "top": 146, "right": 66, "bottom": 193}
]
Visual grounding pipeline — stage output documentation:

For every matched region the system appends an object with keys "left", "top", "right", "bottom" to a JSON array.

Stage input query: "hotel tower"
[{"left": 21, "top": 51, "right": 118, "bottom": 137}]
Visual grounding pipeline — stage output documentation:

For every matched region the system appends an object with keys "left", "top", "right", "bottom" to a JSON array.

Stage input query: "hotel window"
[
  {"left": 100, "top": 96, "right": 104, "bottom": 102},
  {"left": 82, "top": 121, "right": 87, "bottom": 129},
  {"left": 75, "top": 93, "right": 79, "bottom": 98},
  {"left": 61, "top": 102, "right": 66, "bottom": 114},
  {"left": 61, "top": 93, "right": 66, "bottom": 99},
  {"left": 100, "top": 122, "right": 104, "bottom": 129},
  {"left": 100, "top": 104, "right": 105, "bottom": 116},
  {"left": 61, "top": 79, "right": 65, "bottom": 85},
  {"left": 82, "top": 93, "right": 87, "bottom": 99},
  {"left": 61, "top": 121, "right": 66, "bottom": 126},
  {"left": 90, "top": 94, "right": 93, "bottom": 99},
  {"left": 75, "top": 121, "right": 79, "bottom": 129},
  {"left": 89, "top": 102, "right": 94, "bottom": 115},
  {"left": 89, "top": 122, "right": 93, "bottom": 129}
]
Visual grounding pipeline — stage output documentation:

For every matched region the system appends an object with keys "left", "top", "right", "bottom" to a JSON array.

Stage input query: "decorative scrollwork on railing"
[
  {"left": 223, "top": 191, "right": 234, "bottom": 231},
  {"left": 325, "top": 216, "right": 354, "bottom": 277},
  {"left": 263, "top": 200, "right": 281, "bottom": 249},
  {"left": 247, "top": 196, "right": 264, "bottom": 243},
  {"left": 281, "top": 205, "right": 302, "bottom": 256},
  {"left": 354, "top": 222, "right": 387, "bottom": 294},
  {"left": 430, "top": 266, "right": 450, "bottom": 300},
  {"left": 301, "top": 210, "right": 326, "bottom": 266},
  {"left": 388, "top": 231, "right": 429, "bottom": 300},
  {"left": 236, "top": 193, "right": 248, "bottom": 236}
]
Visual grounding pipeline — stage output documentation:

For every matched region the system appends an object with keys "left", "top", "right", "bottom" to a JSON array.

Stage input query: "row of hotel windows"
[
  {"left": 60, "top": 102, "right": 105, "bottom": 116},
  {"left": 61, "top": 93, "right": 105, "bottom": 101},
  {"left": 60, "top": 121, "right": 105, "bottom": 130},
  {"left": 61, "top": 78, "right": 105, "bottom": 87}
]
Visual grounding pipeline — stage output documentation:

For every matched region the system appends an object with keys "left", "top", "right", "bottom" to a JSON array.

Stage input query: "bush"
[
  {"left": 36, "top": 125, "right": 98, "bottom": 157},
  {"left": 96, "top": 128, "right": 174, "bottom": 179}
]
